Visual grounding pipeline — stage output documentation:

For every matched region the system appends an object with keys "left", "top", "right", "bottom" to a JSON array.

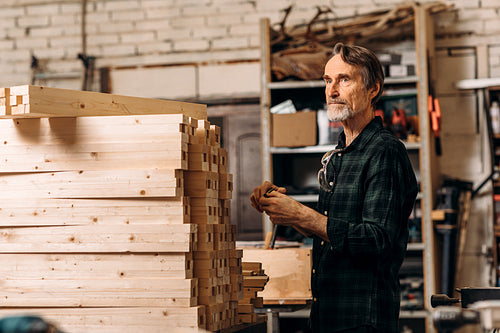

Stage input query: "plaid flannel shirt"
[{"left": 310, "top": 117, "right": 418, "bottom": 333}]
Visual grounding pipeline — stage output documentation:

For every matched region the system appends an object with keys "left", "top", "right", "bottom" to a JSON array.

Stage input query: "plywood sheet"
[{"left": 241, "top": 248, "right": 312, "bottom": 303}]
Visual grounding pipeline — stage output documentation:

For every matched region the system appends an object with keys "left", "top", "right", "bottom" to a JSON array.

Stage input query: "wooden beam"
[
  {"left": 0, "top": 85, "right": 207, "bottom": 120},
  {"left": 0, "top": 114, "right": 189, "bottom": 144},
  {"left": 0, "top": 252, "right": 194, "bottom": 279},
  {"left": 0, "top": 169, "right": 183, "bottom": 198},
  {"left": 0, "top": 306, "right": 206, "bottom": 331},
  {"left": 0, "top": 197, "right": 190, "bottom": 226},
  {"left": 0, "top": 141, "right": 188, "bottom": 172},
  {"left": 0, "top": 224, "right": 197, "bottom": 253},
  {"left": 184, "top": 171, "right": 219, "bottom": 198},
  {"left": 0, "top": 278, "right": 199, "bottom": 308}
]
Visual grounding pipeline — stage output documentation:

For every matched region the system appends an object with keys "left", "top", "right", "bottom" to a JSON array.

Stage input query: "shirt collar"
[{"left": 337, "top": 116, "right": 384, "bottom": 152}]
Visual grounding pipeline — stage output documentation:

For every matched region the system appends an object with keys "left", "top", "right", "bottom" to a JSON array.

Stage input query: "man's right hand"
[{"left": 249, "top": 181, "right": 285, "bottom": 213}]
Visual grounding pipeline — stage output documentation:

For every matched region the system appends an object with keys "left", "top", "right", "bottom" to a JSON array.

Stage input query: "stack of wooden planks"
[
  {"left": 187, "top": 118, "right": 243, "bottom": 331},
  {"left": 0, "top": 85, "right": 242, "bottom": 332},
  {"left": 238, "top": 262, "right": 269, "bottom": 324}
]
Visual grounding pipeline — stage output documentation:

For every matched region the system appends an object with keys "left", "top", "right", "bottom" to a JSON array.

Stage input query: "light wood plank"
[
  {"left": 0, "top": 279, "right": 198, "bottom": 308},
  {"left": 1, "top": 85, "right": 207, "bottom": 120},
  {"left": 188, "top": 143, "right": 210, "bottom": 171},
  {"left": 219, "top": 173, "right": 233, "bottom": 199},
  {"left": 0, "top": 169, "right": 182, "bottom": 198},
  {"left": 0, "top": 197, "right": 190, "bottom": 226},
  {"left": 0, "top": 141, "right": 188, "bottom": 172},
  {"left": 0, "top": 306, "right": 206, "bottom": 331},
  {"left": 0, "top": 118, "right": 189, "bottom": 147},
  {"left": 0, "top": 253, "right": 193, "bottom": 279},
  {"left": 242, "top": 248, "right": 312, "bottom": 302},
  {"left": 184, "top": 171, "right": 219, "bottom": 198},
  {"left": 0, "top": 224, "right": 196, "bottom": 253},
  {"left": 0, "top": 277, "right": 197, "bottom": 295}
]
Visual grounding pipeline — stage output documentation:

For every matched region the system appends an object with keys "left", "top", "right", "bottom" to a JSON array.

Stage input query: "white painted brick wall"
[
  {"left": 18, "top": 15, "right": 50, "bottom": 28},
  {"left": 173, "top": 39, "right": 210, "bottom": 52},
  {"left": 157, "top": 28, "right": 192, "bottom": 42},
  {"left": 144, "top": 8, "right": 181, "bottom": 20},
  {"left": 212, "top": 37, "right": 249, "bottom": 50},
  {"left": 120, "top": 31, "right": 156, "bottom": 44},
  {"left": 490, "top": 45, "right": 500, "bottom": 77},
  {"left": 0, "top": 0, "right": 498, "bottom": 97},
  {"left": 26, "top": 3, "right": 59, "bottom": 15}
]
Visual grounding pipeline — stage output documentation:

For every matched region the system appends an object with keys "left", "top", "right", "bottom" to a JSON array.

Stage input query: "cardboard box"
[{"left": 271, "top": 111, "right": 317, "bottom": 147}]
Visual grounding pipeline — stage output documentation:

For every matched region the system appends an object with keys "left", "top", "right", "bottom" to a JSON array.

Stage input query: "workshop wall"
[{"left": 0, "top": 0, "right": 499, "bottom": 99}]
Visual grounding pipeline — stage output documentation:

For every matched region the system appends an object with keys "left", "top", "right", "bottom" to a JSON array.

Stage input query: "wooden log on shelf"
[
  {"left": 0, "top": 169, "right": 183, "bottom": 199},
  {"left": 0, "top": 85, "right": 207, "bottom": 119},
  {"left": 0, "top": 197, "right": 190, "bottom": 226},
  {"left": 0, "top": 224, "right": 197, "bottom": 253},
  {"left": 0, "top": 306, "right": 206, "bottom": 333},
  {"left": 0, "top": 252, "right": 194, "bottom": 279}
]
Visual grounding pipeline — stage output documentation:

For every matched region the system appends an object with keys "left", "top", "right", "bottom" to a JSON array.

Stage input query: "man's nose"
[{"left": 326, "top": 83, "right": 339, "bottom": 98}]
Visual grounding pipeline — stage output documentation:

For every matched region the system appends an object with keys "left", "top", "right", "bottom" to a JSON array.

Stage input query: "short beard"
[{"left": 326, "top": 98, "right": 355, "bottom": 122}]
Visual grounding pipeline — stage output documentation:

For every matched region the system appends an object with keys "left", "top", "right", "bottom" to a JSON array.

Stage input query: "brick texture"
[{"left": 0, "top": 0, "right": 498, "bottom": 99}]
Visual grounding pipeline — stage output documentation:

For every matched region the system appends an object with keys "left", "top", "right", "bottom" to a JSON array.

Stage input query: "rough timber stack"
[{"left": 0, "top": 85, "right": 242, "bottom": 332}]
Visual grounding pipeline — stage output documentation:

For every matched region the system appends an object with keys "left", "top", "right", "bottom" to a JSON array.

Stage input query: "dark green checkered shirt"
[{"left": 311, "top": 117, "right": 418, "bottom": 332}]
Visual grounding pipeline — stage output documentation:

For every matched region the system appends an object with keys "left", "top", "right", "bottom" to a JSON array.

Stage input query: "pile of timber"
[
  {"left": 0, "top": 85, "right": 243, "bottom": 332},
  {"left": 238, "top": 262, "right": 269, "bottom": 324}
]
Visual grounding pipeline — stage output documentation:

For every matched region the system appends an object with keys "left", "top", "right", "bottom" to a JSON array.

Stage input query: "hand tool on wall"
[{"left": 428, "top": 94, "right": 442, "bottom": 156}]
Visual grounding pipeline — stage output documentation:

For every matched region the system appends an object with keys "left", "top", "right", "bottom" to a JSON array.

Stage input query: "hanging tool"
[{"left": 428, "top": 94, "right": 442, "bottom": 155}]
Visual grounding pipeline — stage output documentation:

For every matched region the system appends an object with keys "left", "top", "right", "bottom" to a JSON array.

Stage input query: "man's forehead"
[{"left": 324, "top": 56, "right": 360, "bottom": 77}]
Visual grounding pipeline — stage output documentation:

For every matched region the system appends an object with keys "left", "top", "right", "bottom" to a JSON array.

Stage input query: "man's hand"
[
  {"left": 249, "top": 181, "right": 286, "bottom": 213},
  {"left": 249, "top": 181, "right": 329, "bottom": 241}
]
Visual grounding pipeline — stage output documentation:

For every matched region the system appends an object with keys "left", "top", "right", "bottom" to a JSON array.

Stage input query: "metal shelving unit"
[{"left": 259, "top": 4, "right": 441, "bottom": 332}]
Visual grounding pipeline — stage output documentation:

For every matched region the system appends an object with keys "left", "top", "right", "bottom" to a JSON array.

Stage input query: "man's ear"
[{"left": 369, "top": 83, "right": 381, "bottom": 100}]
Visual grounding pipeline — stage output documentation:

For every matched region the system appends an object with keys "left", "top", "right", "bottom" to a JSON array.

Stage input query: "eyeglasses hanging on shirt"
[{"left": 318, "top": 148, "right": 343, "bottom": 192}]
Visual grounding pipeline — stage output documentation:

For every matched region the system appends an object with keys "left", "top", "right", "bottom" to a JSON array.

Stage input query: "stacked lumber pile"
[
  {"left": 0, "top": 85, "right": 242, "bottom": 332},
  {"left": 238, "top": 262, "right": 269, "bottom": 324},
  {"left": 187, "top": 118, "right": 243, "bottom": 331}
]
